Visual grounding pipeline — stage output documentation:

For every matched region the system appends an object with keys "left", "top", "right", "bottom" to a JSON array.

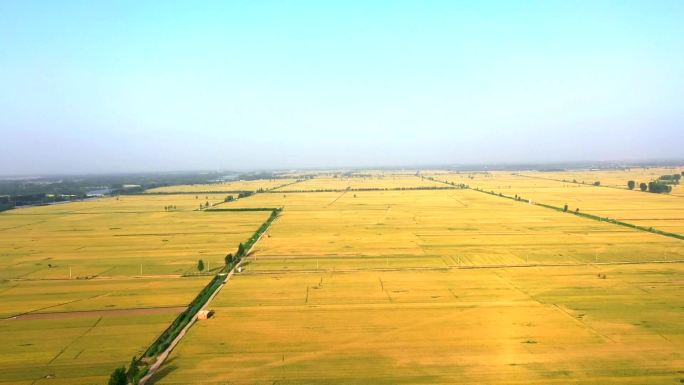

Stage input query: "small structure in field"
[{"left": 197, "top": 310, "right": 214, "bottom": 320}]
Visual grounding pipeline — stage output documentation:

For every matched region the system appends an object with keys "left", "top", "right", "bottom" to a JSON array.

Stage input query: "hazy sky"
[{"left": 1, "top": 1, "right": 683, "bottom": 174}]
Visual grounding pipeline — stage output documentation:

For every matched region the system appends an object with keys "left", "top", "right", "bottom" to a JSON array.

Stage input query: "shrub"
[{"left": 108, "top": 367, "right": 127, "bottom": 385}]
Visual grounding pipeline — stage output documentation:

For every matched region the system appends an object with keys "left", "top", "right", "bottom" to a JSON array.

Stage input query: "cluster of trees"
[
  {"left": 108, "top": 356, "right": 141, "bottom": 385},
  {"left": 237, "top": 191, "right": 254, "bottom": 198},
  {"left": 224, "top": 243, "right": 246, "bottom": 269},
  {"left": 0, "top": 193, "right": 85, "bottom": 210},
  {"left": 648, "top": 181, "right": 672, "bottom": 193},
  {"left": 658, "top": 173, "right": 681, "bottom": 184},
  {"left": 163, "top": 205, "right": 177, "bottom": 211},
  {"left": 224, "top": 195, "right": 234, "bottom": 202},
  {"left": 199, "top": 201, "right": 210, "bottom": 209},
  {"left": 627, "top": 180, "right": 674, "bottom": 193}
]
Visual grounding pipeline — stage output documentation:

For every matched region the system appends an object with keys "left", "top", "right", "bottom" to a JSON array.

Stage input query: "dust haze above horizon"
[{"left": 1, "top": 1, "right": 683, "bottom": 175}]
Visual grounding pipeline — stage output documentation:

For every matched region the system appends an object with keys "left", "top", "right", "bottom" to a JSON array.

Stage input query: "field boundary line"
[
  {"left": 3, "top": 293, "right": 109, "bottom": 320},
  {"left": 470, "top": 186, "right": 684, "bottom": 240},
  {"left": 240, "top": 259, "right": 684, "bottom": 275},
  {"left": 514, "top": 172, "right": 684, "bottom": 198},
  {"left": 423, "top": 173, "right": 684, "bottom": 240}
]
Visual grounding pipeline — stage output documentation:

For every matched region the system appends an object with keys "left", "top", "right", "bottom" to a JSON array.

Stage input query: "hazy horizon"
[{"left": 2, "top": 1, "right": 683, "bottom": 174}]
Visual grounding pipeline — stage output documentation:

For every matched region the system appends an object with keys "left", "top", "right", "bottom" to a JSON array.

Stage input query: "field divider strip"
[
  {"left": 136, "top": 207, "right": 282, "bottom": 385},
  {"left": 424, "top": 174, "right": 684, "bottom": 241},
  {"left": 514, "top": 172, "right": 684, "bottom": 198},
  {"left": 472, "top": 187, "right": 684, "bottom": 240}
]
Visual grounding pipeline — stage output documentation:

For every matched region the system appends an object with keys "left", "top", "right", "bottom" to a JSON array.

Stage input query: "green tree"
[
  {"left": 225, "top": 253, "right": 233, "bottom": 265},
  {"left": 593, "top": 181, "right": 600, "bottom": 186},
  {"left": 639, "top": 182, "right": 648, "bottom": 191},
  {"left": 197, "top": 259, "right": 205, "bottom": 272},
  {"left": 127, "top": 356, "right": 139, "bottom": 382},
  {"left": 237, "top": 243, "right": 245, "bottom": 257},
  {"left": 108, "top": 367, "right": 127, "bottom": 385},
  {"left": 563, "top": 204, "right": 568, "bottom": 212},
  {"left": 648, "top": 181, "right": 672, "bottom": 194},
  {"left": 627, "top": 180, "right": 635, "bottom": 190}
]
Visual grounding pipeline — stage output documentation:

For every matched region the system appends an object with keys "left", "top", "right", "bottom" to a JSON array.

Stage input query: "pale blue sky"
[{"left": 1, "top": 1, "right": 683, "bottom": 174}]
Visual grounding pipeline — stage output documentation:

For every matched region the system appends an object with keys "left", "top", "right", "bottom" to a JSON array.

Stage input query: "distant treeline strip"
[
  {"left": 0, "top": 203, "right": 14, "bottom": 212},
  {"left": 418, "top": 175, "right": 469, "bottom": 189},
  {"left": 266, "top": 186, "right": 465, "bottom": 193},
  {"left": 471, "top": 188, "right": 684, "bottom": 241},
  {"left": 140, "top": 190, "right": 254, "bottom": 195},
  {"left": 205, "top": 207, "right": 279, "bottom": 212}
]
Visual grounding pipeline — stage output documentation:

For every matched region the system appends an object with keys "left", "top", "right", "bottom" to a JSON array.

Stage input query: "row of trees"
[
  {"left": 627, "top": 180, "right": 673, "bottom": 193},
  {"left": 658, "top": 173, "right": 681, "bottom": 184}
]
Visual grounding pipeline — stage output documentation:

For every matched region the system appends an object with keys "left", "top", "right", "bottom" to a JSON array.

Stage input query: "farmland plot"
[
  {"left": 0, "top": 196, "right": 269, "bottom": 384},
  {"left": 155, "top": 264, "right": 684, "bottom": 384},
  {"left": 430, "top": 173, "right": 684, "bottom": 235},
  {"left": 223, "top": 190, "right": 683, "bottom": 266}
]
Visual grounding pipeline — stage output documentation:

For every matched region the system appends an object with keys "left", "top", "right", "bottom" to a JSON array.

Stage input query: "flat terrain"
[
  {"left": 0, "top": 196, "right": 269, "bottom": 384},
  {"left": 273, "top": 175, "right": 445, "bottom": 191},
  {"left": 154, "top": 186, "right": 684, "bottom": 384},
  {"left": 145, "top": 179, "right": 300, "bottom": 193},
  {"left": 155, "top": 264, "right": 684, "bottom": 384},
  {"left": 519, "top": 167, "right": 684, "bottom": 197},
  {"left": 429, "top": 172, "right": 684, "bottom": 235},
  {"left": 2, "top": 170, "right": 683, "bottom": 384},
  {"left": 221, "top": 190, "right": 683, "bottom": 266}
]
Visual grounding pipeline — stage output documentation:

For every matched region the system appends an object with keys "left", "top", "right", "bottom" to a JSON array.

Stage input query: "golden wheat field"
[
  {"left": 155, "top": 264, "right": 684, "bottom": 384},
  {"left": 429, "top": 172, "right": 684, "bottom": 235},
  {"left": 2, "top": 171, "right": 683, "bottom": 385},
  {"left": 273, "top": 174, "right": 444, "bottom": 191},
  {"left": 519, "top": 167, "right": 684, "bottom": 196},
  {"left": 145, "top": 179, "right": 299, "bottom": 193},
  {"left": 0, "top": 196, "right": 270, "bottom": 384},
  {"left": 150, "top": 180, "right": 684, "bottom": 384},
  {"left": 218, "top": 190, "right": 683, "bottom": 266}
]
